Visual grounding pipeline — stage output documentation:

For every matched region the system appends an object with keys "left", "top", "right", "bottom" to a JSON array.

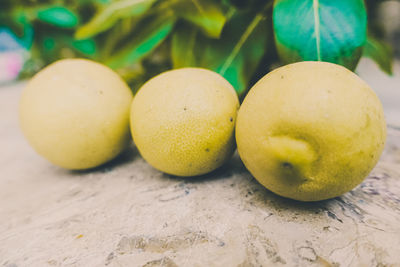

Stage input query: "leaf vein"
[
  {"left": 219, "top": 13, "right": 263, "bottom": 76},
  {"left": 313, "top": 0, "right": 321, "bottom": 61},
  {"left": 191, "top": 0, "right": 206, "bottom": 17}
]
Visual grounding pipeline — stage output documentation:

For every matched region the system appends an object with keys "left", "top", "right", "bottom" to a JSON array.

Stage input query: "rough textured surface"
[{"left": 1, "top": 60, "right": 400, "bottom": 267}]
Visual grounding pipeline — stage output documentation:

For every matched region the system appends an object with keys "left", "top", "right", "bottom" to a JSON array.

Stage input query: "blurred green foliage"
[{"left": 0, "top": 0, "right": 394, "bottom": 96}]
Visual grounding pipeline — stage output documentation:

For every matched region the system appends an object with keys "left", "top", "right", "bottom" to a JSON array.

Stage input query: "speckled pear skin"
[
  {"left": 19, "top": 59, "right": 133, "bottom": 170},
  {"left": 236, "top": 61, "right": 386, "bottom": 201},
  {"left": 130, "top": 68, "right": 239, "bottom": 177}
]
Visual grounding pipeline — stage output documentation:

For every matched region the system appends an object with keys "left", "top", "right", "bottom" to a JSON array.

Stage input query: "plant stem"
[
  {"left": 219, "top": 13, "right": 263, "bottom": 76},
  {"left": 219, "top": 2, "right": 272, "bottom": 76}
]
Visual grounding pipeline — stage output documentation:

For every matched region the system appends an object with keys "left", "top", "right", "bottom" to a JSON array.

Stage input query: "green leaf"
[
  {"left": 72, "top": 39, "right": 97, "bottom": 56},
  {"left": 75, "top": 0, "right": 155, "bottom": 39},
  {"left": 171, "top": 23, "right": 199, "bottom": 68},
  {"left": 362, "top": 34, "right": 393, "bottom": 75},
  {"left": 36, "top": 6, "right": 79, "bottom": 28},
  {"left": 172, "top": 11, "right": 269, "bottom": 96},
  {"left": 223, "top": 0, "right": 274, "bottom": 11},
  {"left": 106, "top": 13, "right": 175, "bottom": 69},
  {"left": 36, "top": 33, "right": 97, "bottom": 61},
  {"left": 172, "top": 0, "right": 227, "bottom": 38},
  {"left": 273, "top": 0, "right": 367, "bottom": 70},
  {"left": 9, "top": 11, "right": 34, "bottom": 48}
]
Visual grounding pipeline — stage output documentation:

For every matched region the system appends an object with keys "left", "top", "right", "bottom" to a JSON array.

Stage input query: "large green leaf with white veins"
[{"left": 273, "top": 0, "right": 367, "bottom": 70}]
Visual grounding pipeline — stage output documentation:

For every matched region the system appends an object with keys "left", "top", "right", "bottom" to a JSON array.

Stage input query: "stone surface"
[{"left": 0, "top": 60, "right": 400, "bottom": 267}]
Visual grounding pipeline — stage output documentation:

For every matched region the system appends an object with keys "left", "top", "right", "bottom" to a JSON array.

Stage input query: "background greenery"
[{"left": 0, "top": 0, "right": 394, "bottom": 97}]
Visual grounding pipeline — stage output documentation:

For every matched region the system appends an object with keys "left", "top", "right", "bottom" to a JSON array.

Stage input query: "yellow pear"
[
  {"left": 236, "top": 61, "right": 386, "bottom": 201},
  {"left": 20, "top": 59, "right": 133, "bottom": 170},
  {"left": 130, "top": 68, "right": 239, "bottom": 176}
]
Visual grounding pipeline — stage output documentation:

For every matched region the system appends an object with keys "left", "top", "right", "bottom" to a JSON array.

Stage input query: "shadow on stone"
[
  {"left": 68, "top": 143, "right": 139, "bottom": 175},
  {"left": 242, "top": 176, "right": 337, "bottom": 214},
  {"left": 164, "top": 152, "right": 247, "bottom": 184}
]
